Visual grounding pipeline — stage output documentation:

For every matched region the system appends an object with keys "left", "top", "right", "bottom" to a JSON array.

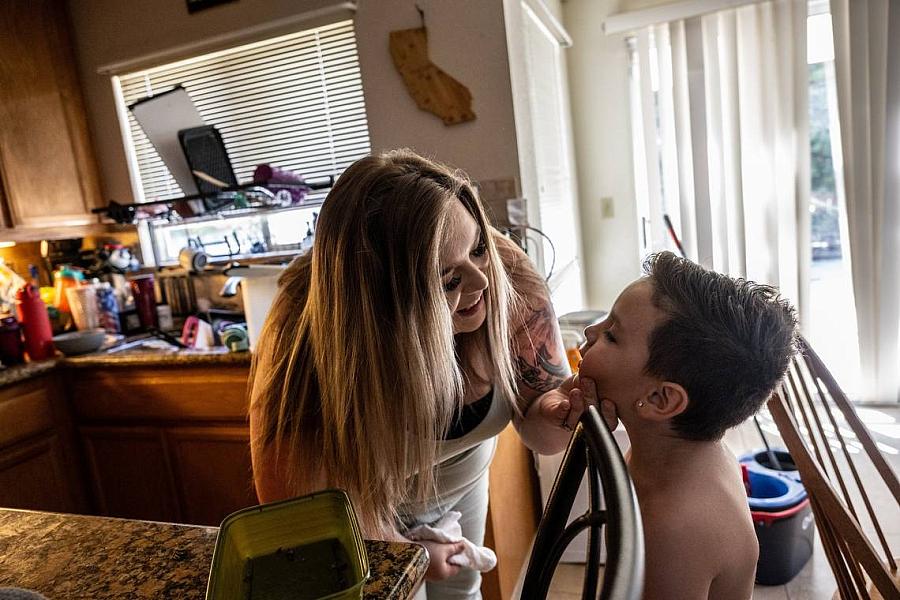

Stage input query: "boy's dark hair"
[{"left": 642, "top": 251, "right": 798, "bottom": 441}]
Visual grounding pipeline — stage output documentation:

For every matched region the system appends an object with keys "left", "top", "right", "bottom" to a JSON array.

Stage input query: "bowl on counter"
[{"left": 52, "top": 329, "right": 108, "bottom": 356}]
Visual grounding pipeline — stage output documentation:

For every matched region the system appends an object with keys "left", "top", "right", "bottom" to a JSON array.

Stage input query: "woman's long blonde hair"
[{"left": 250, "top": 149, "right": 519, "bottom": 535}]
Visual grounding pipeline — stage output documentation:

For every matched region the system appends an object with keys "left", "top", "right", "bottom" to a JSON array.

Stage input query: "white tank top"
[{"left": 398, "top": 388, "right": 515, "bottom": 519}]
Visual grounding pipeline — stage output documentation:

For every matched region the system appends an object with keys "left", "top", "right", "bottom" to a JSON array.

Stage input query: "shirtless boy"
[{"left": 571, "top": 251, "right": 797, "bottom": 600}]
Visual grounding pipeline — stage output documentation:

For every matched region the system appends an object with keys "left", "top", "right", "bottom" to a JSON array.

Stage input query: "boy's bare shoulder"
[{"left": 639, "top": 474, "right": 758, "bottom": 599}]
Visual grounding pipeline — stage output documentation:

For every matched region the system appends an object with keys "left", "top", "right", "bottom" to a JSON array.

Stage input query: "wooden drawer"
[
  {"left": 70, "top": 366, "right": 250, "bottom": 422},
  {"left": 0, "top": 377, "right": 55, "bottom": 449}
]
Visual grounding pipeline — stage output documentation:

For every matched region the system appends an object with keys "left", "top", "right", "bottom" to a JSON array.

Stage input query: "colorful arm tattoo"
[{"left": 515, "top": 305, "right": 568, "bottom": 395}]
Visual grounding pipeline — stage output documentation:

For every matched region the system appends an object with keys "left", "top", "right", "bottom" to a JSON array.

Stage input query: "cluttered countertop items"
[{"left": 0, "top": 233, "right": 292, "bottom": 379}]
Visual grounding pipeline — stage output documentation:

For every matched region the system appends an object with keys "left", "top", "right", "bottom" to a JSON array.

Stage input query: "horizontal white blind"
[{"left": 116, "top": 20, "right": 370, "bottom": 203}]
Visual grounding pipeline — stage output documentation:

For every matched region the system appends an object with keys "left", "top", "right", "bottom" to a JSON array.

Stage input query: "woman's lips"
[{"left": 456, "top": 294, "right": 483, "bottom": 316}]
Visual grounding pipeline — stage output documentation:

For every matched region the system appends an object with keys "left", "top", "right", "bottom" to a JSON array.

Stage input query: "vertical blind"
[
  {"left": 115, "top": 20, "right": 370, "bottom": 203},
  {"left": 627, "top": 0, "right": 808, "bottom": 313}
]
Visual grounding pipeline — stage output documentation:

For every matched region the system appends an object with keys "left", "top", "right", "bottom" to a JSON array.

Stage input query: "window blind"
[{"left": 115, "top": 20, "right": 370, "bottom": 203}]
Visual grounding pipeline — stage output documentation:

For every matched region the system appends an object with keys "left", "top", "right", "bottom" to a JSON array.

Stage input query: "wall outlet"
[{"left": 601, "top": 196, "right": 614, "bottom": 219}]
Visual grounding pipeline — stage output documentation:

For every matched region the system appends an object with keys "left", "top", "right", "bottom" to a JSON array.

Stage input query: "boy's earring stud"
[{"left": 637, "top": 401, "right": 645, "bottom": 407}]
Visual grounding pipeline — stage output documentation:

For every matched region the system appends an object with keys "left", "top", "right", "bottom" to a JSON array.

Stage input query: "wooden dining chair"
[
  {"left": 767, "top": 337, "right": 900, "bottom": 599},
  {"left": 520, "top": 405, "right": 644, "bottom": 600}
]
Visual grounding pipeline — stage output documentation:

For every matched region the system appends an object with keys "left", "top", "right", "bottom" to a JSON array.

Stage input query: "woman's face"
[
  {"left": 578, "top": 280, "right": 666, "bottom": 417},
  {"left": 440, "top": 200, "right": 489, "bottom": 334}
]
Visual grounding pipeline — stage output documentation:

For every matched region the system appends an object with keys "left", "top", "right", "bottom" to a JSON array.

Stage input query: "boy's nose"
[{"left": 579, "top": 323, "right": 599, "bottom": 354}]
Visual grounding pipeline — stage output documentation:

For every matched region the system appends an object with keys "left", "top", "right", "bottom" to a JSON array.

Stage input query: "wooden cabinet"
[
  {"left": 69, "top": 366, "right": 249, "bottom": 422},
  {"left": 0, "top": 433, "right": 86, "bottom": 513},
  {"left": 167, "top": 426, "right": 256, "bottom": 525},
  {"left": 78, "top": 423, "right": 257, "bottom": 526},
  {"left": 482, "top": 426, "right": 541, "bottom": 600},
  {"left": 0, "top": 0, "right": 101, "bottom": 230},
  {"left": 80, "top": 425, "right": 180, "bottom": 522},
  {"left": 0, "top": 375, "right": 88, "bottom": 513},
  {"left": 71, "top": 365, "right": 258, "bottom": 526}
]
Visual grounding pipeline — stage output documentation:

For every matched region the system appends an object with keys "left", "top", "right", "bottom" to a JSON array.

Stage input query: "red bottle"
[{"left": 16, "top": 284, "right": 55, "bottom": 361}]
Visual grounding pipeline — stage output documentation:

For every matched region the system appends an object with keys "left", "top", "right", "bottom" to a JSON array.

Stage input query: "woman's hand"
[
  {"left": 420, "top": 539, "right": 466, "bottom": 581},
  {"left": 515, "top": 374, "right": 588, "bottom": 455},
  {"left": 536, "top": 373, "right": 583, "bottom": 431},
  {"left": 570, "top": 376, "right": 619, "bottom": 431}
]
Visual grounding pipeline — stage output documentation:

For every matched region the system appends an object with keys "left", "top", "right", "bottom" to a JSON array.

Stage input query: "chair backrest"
[
  {"left": 521, "top": 405, "right": 644, "bottom": 600},
  {"left": 768, "top": 336, "right": 900, "bottom": 599}
]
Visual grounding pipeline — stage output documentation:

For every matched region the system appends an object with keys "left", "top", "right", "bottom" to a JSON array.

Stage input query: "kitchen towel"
[{"left": 405, "top": 510, "right": 497, "bottom": 572}]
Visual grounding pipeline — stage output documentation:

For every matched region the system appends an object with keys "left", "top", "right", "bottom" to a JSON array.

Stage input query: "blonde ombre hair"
[{"left": 250, "top": 149, "right": 520, "bottom": 535}]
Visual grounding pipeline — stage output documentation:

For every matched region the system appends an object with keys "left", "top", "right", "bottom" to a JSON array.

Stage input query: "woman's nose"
[{"left": 463, "top": 264, "right": 489, "bottom": 293}]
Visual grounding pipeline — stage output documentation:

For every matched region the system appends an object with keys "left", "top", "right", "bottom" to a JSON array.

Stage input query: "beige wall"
[
  {"left": 562, "top": 0, "right": 641, "bottom": 309},
  {"left": 66, "top": 0, "right": 521, "bottom": 204}
]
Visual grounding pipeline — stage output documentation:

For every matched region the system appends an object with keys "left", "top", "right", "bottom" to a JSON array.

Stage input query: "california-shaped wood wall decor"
[{"left": 389, "top": 27, "right": 476, "bottom": 125}]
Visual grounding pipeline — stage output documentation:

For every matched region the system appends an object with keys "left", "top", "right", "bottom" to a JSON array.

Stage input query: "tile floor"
[{"left": 543, "top": 406, "right": 900, "bottom": 599}]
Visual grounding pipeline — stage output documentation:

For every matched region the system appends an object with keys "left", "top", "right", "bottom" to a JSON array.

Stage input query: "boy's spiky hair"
[{"left": 642, "top": 252, "right": 798, "bottom": 441}]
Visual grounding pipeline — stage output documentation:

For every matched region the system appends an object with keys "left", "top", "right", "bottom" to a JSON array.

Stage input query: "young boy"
[{"left": 570, "top": 251, "right": 797, "bottom": 600}]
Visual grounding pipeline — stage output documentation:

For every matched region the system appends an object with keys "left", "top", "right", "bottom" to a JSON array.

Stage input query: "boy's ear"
[{"left": 640, "top": 382, "right": 689, "bottom": 421}]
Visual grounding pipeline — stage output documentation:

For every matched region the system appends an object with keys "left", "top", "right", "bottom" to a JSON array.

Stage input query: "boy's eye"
[
  {"left": 603, "top": 330, "right": 616, "bottom": 343},
  {"left": 472, "top": 239, "right": 487, "bottom": 258},
  {"left": 444, "top": 276, "right": 462, "bottom": 292}
]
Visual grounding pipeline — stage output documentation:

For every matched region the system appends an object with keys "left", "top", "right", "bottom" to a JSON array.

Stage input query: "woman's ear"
[{"left": 637, "top": 382, "right": 689, "bottom": 421}]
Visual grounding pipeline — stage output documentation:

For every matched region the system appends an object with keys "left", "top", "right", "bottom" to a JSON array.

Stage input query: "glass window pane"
[{"left": 806, "top": 14, "right": 861, "bottom": 397}]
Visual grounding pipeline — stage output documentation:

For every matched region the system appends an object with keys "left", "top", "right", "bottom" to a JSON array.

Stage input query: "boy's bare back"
[{"left": 634, "top": 444, "right": 758, "bottom": 600}]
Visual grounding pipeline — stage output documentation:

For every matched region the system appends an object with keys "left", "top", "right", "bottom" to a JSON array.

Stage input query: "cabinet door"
[
  {"left": 481, "top": 425, "right": 541, "bottom": 600},
  {"left": 80, "top": 426, "right": 181, "bottom": 523},
  {"left": 0, "top": 0, "right": 101, "bottom": 228},
  {"left": 166, "top": 426, "right": 258, "bottom": 526},
  {"left": 0, "top": 433, "right": 82, "bottom": 513}
]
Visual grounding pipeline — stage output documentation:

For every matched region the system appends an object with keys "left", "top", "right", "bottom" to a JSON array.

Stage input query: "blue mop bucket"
[
  {"left": 740, "top": 448, "right": 802, "bottom": 484},
  {"left": 740, "top": 459, "right": 814, "bottom": 585}
]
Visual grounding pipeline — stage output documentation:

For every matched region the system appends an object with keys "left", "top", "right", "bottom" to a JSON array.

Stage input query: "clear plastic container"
[{"left": 65, "top": 285, "right": 98, "bottom": 331}]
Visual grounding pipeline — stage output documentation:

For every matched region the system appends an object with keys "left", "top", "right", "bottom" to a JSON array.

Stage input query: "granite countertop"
[
  {"left": 62, "top": 346, "right": 252, "bottom": 368},
  {"left": 0, "top": 360, "right": 60, "bottom": 388},
  {"left": 0, "top": 345, "right": 252, "bottom": 388},
  {"left": 0, "top": 508, "right": 427, "bottom": 599}
]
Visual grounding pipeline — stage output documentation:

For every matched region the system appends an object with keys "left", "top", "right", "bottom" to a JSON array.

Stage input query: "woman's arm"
[
  {"left": 511, "top": 300, "right": 583, "bottom": 454},
  {"left": 249, "top": 401, "right": 325, "bottom": 503},
  {"left": 496, "top": 235, "right": 581, "bottom": 454}
]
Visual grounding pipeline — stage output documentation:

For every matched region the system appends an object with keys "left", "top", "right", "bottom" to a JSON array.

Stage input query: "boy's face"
[{"left": 579, "top": 279, "right": 667, "bottom": 415}]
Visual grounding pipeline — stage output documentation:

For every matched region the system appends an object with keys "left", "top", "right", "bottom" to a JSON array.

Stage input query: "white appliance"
[{"left": 220, "top": 264, "right": 285, "bottom": 349}]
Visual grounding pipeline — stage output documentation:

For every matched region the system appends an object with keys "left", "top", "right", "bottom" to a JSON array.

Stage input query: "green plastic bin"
[{"left": 206, "top": 489, "right": 370, "bottom": 600}]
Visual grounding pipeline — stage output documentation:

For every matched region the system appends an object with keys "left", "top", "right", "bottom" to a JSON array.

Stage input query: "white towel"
[{"left": 405, "top": 510, "right": 497, "bottom": 572}]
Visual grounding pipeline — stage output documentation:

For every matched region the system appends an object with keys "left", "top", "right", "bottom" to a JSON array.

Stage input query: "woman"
[{"left": 249, "top": 149, "right": 583, "bottom": 599}]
